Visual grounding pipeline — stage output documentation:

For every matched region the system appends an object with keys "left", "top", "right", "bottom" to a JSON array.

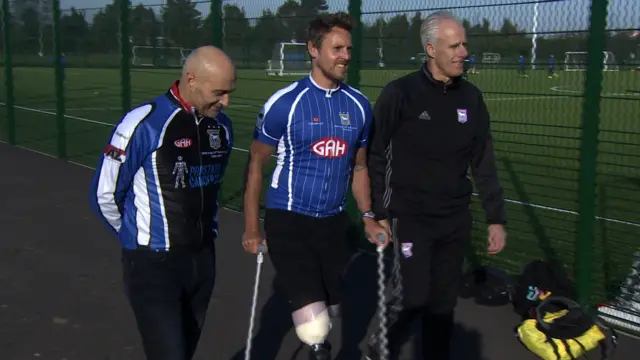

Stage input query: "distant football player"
[{"left": 548, "top": 54, "right": 559, "bottom": 78}]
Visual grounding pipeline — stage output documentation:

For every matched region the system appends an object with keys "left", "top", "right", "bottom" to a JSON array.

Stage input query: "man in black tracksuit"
[{"left": 364, "top": 11, "right": 507, "bottom": 360}]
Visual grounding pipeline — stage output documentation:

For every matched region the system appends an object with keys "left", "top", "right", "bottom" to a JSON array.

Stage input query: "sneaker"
[
  {"left": 363, "top": 343, "right": 380, "bottom": 360},
  {"left": 308, "top": 342, "right": 331, "bottom": 360}
]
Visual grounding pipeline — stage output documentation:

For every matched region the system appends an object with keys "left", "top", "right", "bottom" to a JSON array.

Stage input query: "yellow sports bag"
[{"left": 516, "top": 297, "right": 617, "bottom": 360}]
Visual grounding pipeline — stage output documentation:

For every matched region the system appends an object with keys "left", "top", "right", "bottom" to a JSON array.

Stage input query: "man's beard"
[{"left": 320, "top": 63, "right": 346, "bottom": 84}]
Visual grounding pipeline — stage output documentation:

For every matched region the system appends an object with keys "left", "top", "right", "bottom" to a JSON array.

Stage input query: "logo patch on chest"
[
  {"left": 401, "top": 242, "right": 413, "bottom": 258},
  {"left": 172, "top": 156, "right": 188, "bottom": 189},
  {"left": 457, "top": 109, "right": 468, "bottom": 123},
  {"left": 339, "top": 112, "right": 350, "bottom": 126},
  {"left": 311, "top": 137, "right": 348, "bottom": 158},
  {"left": 174, "top": 138, "right": 192, "bottom": 148},
  {"left": 207, "top": 128, "right": 222, "bottom": 150}
]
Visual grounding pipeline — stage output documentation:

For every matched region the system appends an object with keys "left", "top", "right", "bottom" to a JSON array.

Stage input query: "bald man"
[{"left": 90, "top": 46, "right": 237, "bottom": 360}]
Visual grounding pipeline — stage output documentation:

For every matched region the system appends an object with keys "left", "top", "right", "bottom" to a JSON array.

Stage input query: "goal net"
[
  {"left": 564, "top": 51, "right": 619, "bottom": 71},
  {"left": 132, "top": 46, "right": 191, "bottom": 67},
  {"left": 266, "top": 42, "right": 311, "bottom": 76},
  {"left": 481, "top": 53, "right": 501, "bottom": 68},
  {"left": 482, "top": 53, "right": 501, "bottom": 64},
  {"left": 37, "top": 0, "right": 53, "bottom": 57}
]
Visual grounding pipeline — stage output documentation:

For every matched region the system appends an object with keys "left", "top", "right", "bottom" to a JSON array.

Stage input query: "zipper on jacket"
[{"left": 194, "top": 114, "right": 204, "bottom": 245}]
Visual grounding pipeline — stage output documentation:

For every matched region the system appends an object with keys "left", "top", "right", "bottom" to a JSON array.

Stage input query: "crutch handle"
[{"left": 257, "top": 243, "right": 268, "bottom": 254}]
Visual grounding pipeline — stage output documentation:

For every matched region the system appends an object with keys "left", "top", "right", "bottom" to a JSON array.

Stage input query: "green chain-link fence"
[{"left": 1, "top": 0, "right": 639, "bottom": 328}]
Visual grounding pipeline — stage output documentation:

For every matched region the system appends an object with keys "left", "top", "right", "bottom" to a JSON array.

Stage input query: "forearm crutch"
[
  {"left": 244, "top": 243, "right": 267, "bottom": 360},
  {"left": 374, "top": 233, "right": 389, "bottom": 360}
]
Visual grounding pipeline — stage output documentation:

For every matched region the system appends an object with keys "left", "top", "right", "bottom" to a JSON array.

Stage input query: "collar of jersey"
[
  {"left": 421, "top": 63, "right": 461, "bottom": 89},
  {"left": 307, "top": 76, "right": 341, "bottom": 97},
  {"left": 168, "top": 81, "right": 197, "bottom": 115}
]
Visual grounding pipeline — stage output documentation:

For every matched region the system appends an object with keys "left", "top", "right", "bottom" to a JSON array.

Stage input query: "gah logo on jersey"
[
  {"left": 311, "top": 137, "right": 348, "bottom": 158},
  {"left": 174, "top": 138, "right": 193, "bottom": 148}
]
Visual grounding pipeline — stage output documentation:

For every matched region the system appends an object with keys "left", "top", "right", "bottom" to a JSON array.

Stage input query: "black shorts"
[{"left": 264, "top": 209, "right": 352, "bottom": 310}]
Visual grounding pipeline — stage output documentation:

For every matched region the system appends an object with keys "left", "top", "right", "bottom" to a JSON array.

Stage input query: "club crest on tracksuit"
[
  {"left": 401, "top": 242, "right": 413, "bottom": 258},
  {"left": 457, "top": 109, "right": 468, "bottom": 123},
  {"left": 207, "top": 128, "right": 222, "bottom": 150}
]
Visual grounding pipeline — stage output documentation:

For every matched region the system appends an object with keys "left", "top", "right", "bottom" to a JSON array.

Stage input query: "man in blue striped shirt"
[{"left": 242, "top": 12, "right": 389, "bottom": 360}]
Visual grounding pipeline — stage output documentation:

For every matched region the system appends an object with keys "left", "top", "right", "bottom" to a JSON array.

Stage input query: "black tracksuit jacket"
[{"left": 367, "top": 65, "right": 506, "bottom": 224}]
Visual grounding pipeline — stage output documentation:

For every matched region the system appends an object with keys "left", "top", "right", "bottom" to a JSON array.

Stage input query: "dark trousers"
[
  {"left": 375, "top": 211, "right": 472, "bottom": 360},
  {"left": 121, "top": 245, "right": 216, "bottom": 360}
]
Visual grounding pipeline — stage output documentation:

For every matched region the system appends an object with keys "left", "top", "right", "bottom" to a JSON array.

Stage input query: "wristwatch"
[{"left": 361, "top": 211, "right": 376, "bottom": 220}]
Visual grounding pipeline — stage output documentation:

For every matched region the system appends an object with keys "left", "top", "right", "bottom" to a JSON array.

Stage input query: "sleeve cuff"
[
  {"left": 255, "top": 133, "right": 279, "bottom": 147},
  {"left": 487, "top": 218, "right": 507, "bottom": 225},
  {"left": 373, "top": 208, "right": 389, "bottom": 221}
]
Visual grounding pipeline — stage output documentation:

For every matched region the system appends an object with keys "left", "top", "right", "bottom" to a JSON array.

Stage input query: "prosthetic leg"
[{"left": 292, "top": 302, "right": 333, "bottom": 360}]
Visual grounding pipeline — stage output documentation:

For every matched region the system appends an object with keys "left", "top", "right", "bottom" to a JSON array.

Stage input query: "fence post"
[
  {"left": 52, "top": 0, "right": 66, "bottom": 159},
  {"left": 1, "top": 0, "right": 15, "bottom": 144},
  {"left": 151, "top": 14, "right": 158, "bottom": 66},
  {"left": 576, "top": 0, "right": 608, "bottom": 311},
  {"left": 344, "top": 0, "right": 367, "bottom": 251},
  {"left": 120, "top": 0, "right": 132, "bottom": 113},
  {"left": 211, "top": 0, "right": 223, "bottom": 49},
  {"left": 347, "top": 0, "right": 362, "bottom": 89}
]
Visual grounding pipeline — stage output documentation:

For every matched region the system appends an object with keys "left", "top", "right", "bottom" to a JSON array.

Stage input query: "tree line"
[{"left": 4, "top": 0, "right": 638, "bottom": 69}]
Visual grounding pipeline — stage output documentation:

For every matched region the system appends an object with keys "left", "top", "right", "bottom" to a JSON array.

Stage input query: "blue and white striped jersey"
[{"left": 254, "top": 76, "right": 372, "bottom": 218}]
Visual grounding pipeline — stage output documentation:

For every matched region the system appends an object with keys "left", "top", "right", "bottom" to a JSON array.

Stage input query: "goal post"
[
  {"left": 564, "top": 51, "right": 619, "bottom": 71},
  {"left": 481, "top": 53, "right": 501, "bottom": 69},
  {"left": 266, "top": 42, "right": 311, "bottom": 76},
  {"left": 131, "top": 46, "right": 190, "bottom": 67}
]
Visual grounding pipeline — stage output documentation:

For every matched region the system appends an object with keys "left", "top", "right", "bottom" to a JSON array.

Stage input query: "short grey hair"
[{"left": 420, "top": 11, "right": 462, "bottom": 48}]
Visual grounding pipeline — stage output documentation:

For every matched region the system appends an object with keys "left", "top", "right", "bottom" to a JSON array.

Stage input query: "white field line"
[
  {"left": 36, "top": 93, "right": 565, "bottom": 113},
  {"left": 0, "top": 102, "right": 252, "bottom": 155},
  {"left": 2, "top": 102, "right": 639, "bottom": 229},
  {"left": 37, "top": 104, "right": 256, "bottom": 112},
  {"left": 551, "top": 86, "right": 640, "bottom": 97}
]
